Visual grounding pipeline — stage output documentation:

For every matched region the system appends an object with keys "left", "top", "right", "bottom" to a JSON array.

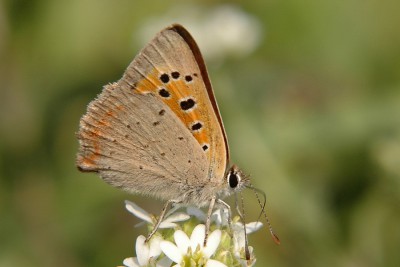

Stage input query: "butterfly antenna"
[{"left": 247, "top": 185, "right": 280, "bottom": 245}]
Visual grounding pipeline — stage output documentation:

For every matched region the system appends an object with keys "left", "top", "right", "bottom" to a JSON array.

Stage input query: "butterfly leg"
[
  {"left": 145, "top": 199, "right": 180, "bottom": 243},
  {"left": 235, "top": 192, "right": 251, "bottom": 261},
  {"left": 216, "top": 199, "right": 233, "bottom": 236},
  {"left": 204, "top": 196, "right": 216, "bottom": 246}
]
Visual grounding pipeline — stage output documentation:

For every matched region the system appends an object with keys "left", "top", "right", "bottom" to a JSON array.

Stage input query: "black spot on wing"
[
  {"left": 180, "top": 98, "right": 196, "bottom": 111},
  {"left": 185, "top": 75, "right": 193, "bottom": 82},
  {"left": 171, "top": 71, "right": 180, "bottom": 79},
  {"left": 191, "top": 122, "right": 203, "bottom": 131},
  {"left": 159, "top": 88, "right": 170, "bottom": 98},
  {"left": 160, "top": 73, "right": 170, "bottom": 83}
]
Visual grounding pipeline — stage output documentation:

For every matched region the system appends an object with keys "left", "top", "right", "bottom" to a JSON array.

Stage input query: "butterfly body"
[{"left": 77, "top": 24, "right": 249, "bottom": 207}]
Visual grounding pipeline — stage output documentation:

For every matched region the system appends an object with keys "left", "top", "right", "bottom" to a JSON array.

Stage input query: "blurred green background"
[{"left": 1, "top": 0, "right": 400, "bottom": 266}]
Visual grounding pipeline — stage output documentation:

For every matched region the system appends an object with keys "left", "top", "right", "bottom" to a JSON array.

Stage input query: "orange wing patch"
[
  {"left": 77, "top": 127, "right": 103, "bottom": 170},
  {"left": 134, "top": 68, "right": 211, "bottom": 154},
  {"left": 77, "top": 99, "right": 122, "bottom": 171}
]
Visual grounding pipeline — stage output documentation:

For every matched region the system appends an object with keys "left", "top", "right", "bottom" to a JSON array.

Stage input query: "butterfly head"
[{"left": 225, "top": 164, "right": 250, "bottom": 193}]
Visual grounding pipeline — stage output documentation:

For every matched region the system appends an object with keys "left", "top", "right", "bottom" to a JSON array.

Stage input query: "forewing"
[{"left": 119, "top": 24, "right": 229, "bottom": 182}]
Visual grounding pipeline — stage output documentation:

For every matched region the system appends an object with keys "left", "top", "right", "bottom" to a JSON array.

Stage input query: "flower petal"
[
  {"left": 186, "top": 207, "right": 206, "bottom": 221},
  {"left": 164, "top": 205, "right": 181, "bottom": 218},
  {"left": 174, "top": 230, "right": 190, "bottom": 254},
  {"left": 211, "top": 208, "right": 229, "bottom": 226},
  {"left": 123, "top": 257, "right": 140, "bottom": 267},
  {"left": 162, "top": 212, "right": 190, "bottom": 224},
  {"left": 190, "top": 224, "right": 206, "bottom": 251},
  {"left": 156, "top": 256, "right": 173, "bottom": 267},
  {"left": 149, "top": 235, "right": 163, "bottom": 258},
  {"left": 245, "top": 221, "right": 263, "bottom": 234},
  {"left": 234, "top": 221, "right": 263, "bottom": 234},
  {"left": 238, "top": 258, "right": 256, "bottom": 267},
  {"left": 232, "top": 225, "right": 245, "bottom": 251},
  {"left": 159, "top": 212, "right": 190, "bottom": 228},
  {"left": 204, "top": 229, "right": 221, "bottom": 258},
  {"left": 135, "top": 235, "right": 150, "bottom": 266},
  {"left": 158, "top": 222, "right": 178, "bottom": 229},
  {"left": 125, "top": 200, "right": 152, "bottom": 223},
  {"left": 160, "top": 241, "right": 183, "bottom": 263},
  {"left": 205, "top": 259, "right": 227, "bottom": 267}
]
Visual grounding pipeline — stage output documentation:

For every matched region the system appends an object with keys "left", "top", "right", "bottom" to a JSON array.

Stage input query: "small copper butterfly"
[{"left": 76, "top": 24, "right": 279, "bottom": 253}]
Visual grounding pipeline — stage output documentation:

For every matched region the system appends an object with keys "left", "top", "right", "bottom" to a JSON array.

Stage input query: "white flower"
[
  {"left": 232, "top": 221, "right": 263, "bottom": 250},
  {"left": 231, "top": 221, "right": 263, "bottom": 267},
  {"left": 211, "top": 208, "right": 231, "bottom": 227},
  {"left": 138, "top": 4, "right": 262, "bottom": 62},
  {"left": 122, "top": 201, "right": 262, "bottom": 266},
  {"left": 125, "top": 200, "right": 190, "bottom": 229},
  {"left": 123, "top": 235, "right": 172, "bottom": 267},
  {"left": 186, "top": 207, "right": 230, "bottom": 227},
  {"left": 160, "top": 224, "right": 226, "bottom": 267}
]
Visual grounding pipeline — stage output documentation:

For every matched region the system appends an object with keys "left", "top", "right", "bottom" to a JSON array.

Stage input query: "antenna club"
[{"left": 271, "top": 232, "right": 281, "bottom": 245}]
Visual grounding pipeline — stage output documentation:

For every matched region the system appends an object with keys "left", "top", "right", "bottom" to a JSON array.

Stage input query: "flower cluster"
[{"left": 122, "top": 200, "right": 263, "bottom": 267}]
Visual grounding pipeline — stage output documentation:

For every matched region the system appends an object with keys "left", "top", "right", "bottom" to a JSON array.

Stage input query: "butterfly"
[{"left": 76, "top": 24, "right": 278, "bottom": 253}]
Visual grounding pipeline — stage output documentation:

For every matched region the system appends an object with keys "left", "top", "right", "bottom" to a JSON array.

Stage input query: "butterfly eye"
[{"left": 228, "top": 172, "right": 240, "bottom": 188}]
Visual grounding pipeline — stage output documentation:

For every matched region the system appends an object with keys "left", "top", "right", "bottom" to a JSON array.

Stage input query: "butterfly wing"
[
  {"left": 77, "top": 24, "right": 229, "bottom": 203},
  {"left": 119, "top": 24, "right": 229, "bottom": 183},
  {"left": 77, "top": 82, "right": 208, "bottom": 202}
]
